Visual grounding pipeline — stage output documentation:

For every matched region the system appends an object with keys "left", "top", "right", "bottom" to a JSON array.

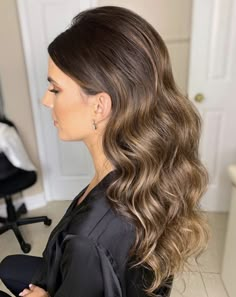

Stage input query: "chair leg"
[
  {"left": 11, "top": 222, "right": 31, "bottom": 252},
  {"left": 0, "top": 223, "right": 11, "bottom": 234},
  {"left": 17, "top": 216, "right": 50, "bottom": 226}
]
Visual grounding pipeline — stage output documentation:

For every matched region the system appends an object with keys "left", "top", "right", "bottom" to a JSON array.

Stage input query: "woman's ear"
[{"left": 93, "top": 92, "right": 112, "bottom": 120}]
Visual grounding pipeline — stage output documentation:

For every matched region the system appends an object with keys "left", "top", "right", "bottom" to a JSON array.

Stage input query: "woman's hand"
[{"left": 18, "top": 284, "right": 50, "bottom": 297}]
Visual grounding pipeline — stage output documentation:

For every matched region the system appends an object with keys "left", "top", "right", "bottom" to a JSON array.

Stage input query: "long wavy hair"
[{"left": 48, "top": 6, "right": 209, "bottom": 296}]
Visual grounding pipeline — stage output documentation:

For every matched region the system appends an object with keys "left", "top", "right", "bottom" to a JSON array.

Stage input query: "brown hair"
[{"left": 48, "top": 6, "right": 209, "bottom": 296}]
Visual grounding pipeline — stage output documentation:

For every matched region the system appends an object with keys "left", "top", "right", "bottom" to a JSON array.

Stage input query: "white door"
[
  {"left": 16, "top": 0, "right": 97, "bottom": 201},
  {"left": 188, "top": 0, "right": 236, "bottom": 211}
]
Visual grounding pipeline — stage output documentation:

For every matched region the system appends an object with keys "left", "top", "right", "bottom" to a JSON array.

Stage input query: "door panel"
[{"left": 188, "top": 0, "right": 236, "bottom": 211}]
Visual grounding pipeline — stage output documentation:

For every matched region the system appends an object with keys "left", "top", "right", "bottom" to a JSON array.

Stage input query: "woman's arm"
[{"left": 53, "top": 236, "right": 104, "bottom": 297}]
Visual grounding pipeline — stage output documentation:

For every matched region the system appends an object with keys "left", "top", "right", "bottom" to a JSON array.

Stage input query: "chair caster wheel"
[
  {"left": 22, "top": 243, "right": 31, "bottom": 253},
  {"left": 44, "top": 218, "right": 52, "bottom": 226},
  {"left": 21, "top": 203, "right": 27, "bottom": 214}
]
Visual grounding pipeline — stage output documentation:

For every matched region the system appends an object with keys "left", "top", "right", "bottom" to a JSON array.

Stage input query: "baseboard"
[{"left": 0, "top": 192, "right": 47, "bottom": 217}]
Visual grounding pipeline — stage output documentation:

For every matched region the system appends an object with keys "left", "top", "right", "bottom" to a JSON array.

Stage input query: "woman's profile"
[{"left": 0, "top": 5, "right": 209, "bottom": 297}]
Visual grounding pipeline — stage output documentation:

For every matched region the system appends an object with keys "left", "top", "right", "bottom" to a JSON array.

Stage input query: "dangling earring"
[{"left": 92, "top": 119, "right": 97, "bottom": 130}]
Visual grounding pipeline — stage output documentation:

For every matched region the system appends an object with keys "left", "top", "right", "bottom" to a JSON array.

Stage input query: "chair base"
[{"left": 0, "top": 196, "right": 52, "bottom": 253}]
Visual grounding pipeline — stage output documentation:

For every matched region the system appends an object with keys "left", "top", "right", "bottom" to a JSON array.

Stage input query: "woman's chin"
[{"left": 57, "top": 132, "right": 76, "bottom": 141}]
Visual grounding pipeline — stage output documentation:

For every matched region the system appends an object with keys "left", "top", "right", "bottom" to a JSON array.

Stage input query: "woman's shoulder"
[
  {"left": 97, "top": 206, "right": 136, "bottom": 248},
  {"left": 67, "top": 196, "right": 136, "bottom": 264},
  {"left": 68, "top": 192, "right": 136, "bottom": 238}
]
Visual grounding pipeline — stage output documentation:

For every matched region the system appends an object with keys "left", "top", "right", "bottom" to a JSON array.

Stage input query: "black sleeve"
[
  {"left": 54, "top": 236, "right": 104, "bottom": 297},
  {"left": 30, "top": 257, "right": 48, "bottom": 291}
]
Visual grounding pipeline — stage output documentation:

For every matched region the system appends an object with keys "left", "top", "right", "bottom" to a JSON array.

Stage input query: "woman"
[{"left": 0, "top": 5, "right": 209, "bottom": 297}]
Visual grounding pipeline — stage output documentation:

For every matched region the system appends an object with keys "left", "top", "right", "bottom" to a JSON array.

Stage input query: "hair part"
[{"left": 48, "top": 6, "right": 209, "bottom": 296}]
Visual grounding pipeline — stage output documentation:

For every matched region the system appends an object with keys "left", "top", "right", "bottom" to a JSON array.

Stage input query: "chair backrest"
[
  {"left": 0, "top": 116, "right": 18, "bottom": 133},
  {"left": 0, "top": 116, "right": 23, "bottom": 180}
]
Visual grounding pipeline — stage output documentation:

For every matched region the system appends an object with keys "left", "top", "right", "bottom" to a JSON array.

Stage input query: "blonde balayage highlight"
[{"left": 48, "top": 6, "right": 209, "bottom": 296}]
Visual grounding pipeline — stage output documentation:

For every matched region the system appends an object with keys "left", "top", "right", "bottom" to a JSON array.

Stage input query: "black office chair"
[{"left": 0, "top": 117, "right": 52, "bottom": 253}]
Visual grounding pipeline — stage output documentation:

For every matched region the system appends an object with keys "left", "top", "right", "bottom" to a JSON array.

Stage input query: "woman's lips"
[{"left": 54, "top": 120, "right": 58, "bottom": 125}]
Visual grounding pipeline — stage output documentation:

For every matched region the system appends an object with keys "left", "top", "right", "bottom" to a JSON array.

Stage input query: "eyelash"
[{"left": 49, "top": 89, "right": 59, "bottom": 94}]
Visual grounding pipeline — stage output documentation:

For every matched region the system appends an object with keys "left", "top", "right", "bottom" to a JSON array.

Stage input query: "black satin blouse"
[{"left": 31, "top": 170, "right": 172, "bottom": 297}]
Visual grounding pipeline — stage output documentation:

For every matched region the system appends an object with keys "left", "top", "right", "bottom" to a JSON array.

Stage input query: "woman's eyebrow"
[{"left": 47, "top": 76, "right": 60, "bottom": 86}]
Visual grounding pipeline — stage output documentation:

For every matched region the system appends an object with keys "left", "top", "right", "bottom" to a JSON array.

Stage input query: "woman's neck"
[{"left": 83, "top": 129, "right": 114, "bottom": 184}]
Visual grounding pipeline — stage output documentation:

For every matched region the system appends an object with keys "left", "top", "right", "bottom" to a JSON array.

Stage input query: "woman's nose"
[{"left": 42, "top": 91, "right": 54, "bottom": 108}]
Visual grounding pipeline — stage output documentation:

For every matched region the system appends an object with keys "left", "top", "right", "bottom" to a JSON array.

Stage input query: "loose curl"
[{"left": 48, "top": 6, "right": 209, "bottom": 296}]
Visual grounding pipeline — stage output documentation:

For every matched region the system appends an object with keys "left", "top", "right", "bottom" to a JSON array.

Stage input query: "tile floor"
[{"left": 0, "top": 201, "right": 230, "bottom": 297}]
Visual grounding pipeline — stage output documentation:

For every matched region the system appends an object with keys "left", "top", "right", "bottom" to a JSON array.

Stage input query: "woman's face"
[{"left": 42, "top": 57, "right": 95, "bottom": 141}]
